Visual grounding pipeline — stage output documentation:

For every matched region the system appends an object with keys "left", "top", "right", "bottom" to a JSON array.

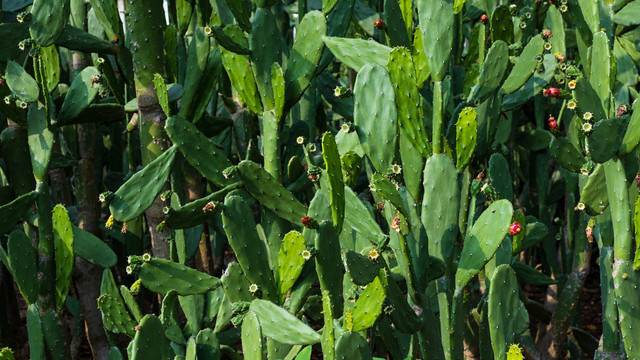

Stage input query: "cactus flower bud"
[
  {"left": 374, "top": 19, "right": 385, "bottom": 29},
  {"left": 368, "top": 248, "right": 380, "bottom": 260},
  {"left": 548, "top": 116, "right": 558, "bottom": 131},
  {"left": 543, "top": 29, "right": 552, "bottom": 39},
  {"left": 301, "top": 249, "right": 312, "bottom": 260},
  {"left": 543, "top": 87, "right": 561, "bottom": 98},
  {"left": 509, "top": 222, "right": 522, "bottom": 236},
  {"left": 301, "top": 216, "right": 312, "bottom": 228},
  {"left": 480, "top": 14, "right": 488, "bottom": 24},
  {"left": 617, "top": 105, "right": 628, "bottom": 117}
]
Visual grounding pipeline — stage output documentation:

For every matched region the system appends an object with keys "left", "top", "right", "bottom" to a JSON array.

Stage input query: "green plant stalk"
[
  {"left": 397, "top": 231, "right": 423, "bottom": 305},
  {"left": 36, "top": 181, "right": 55, "bottom": 312},
  {"left": 458, "top": 167, "right": 472, "bottom": 239},
  {"left": 433, "top": 81, "right": 444, "bottom": 154}
]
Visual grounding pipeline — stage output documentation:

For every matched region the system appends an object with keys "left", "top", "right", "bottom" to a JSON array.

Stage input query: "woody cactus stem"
[
  {"left": 540, "top": 217, "right": 593, "bottom": 358},
  {"left": 69, "top": 0, "right": 111, "bottom": 356},
  {"left": 127, "top": 0, "right": 170, "bottom": 258}
]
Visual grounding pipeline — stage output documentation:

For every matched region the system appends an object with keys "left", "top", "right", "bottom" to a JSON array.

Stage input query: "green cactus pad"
[
  {"left": 612, "top": 260, "right": 640, "bottom": 358},
  {"left": 27, "top": 103, "right": 54, "bottom": 182},
  {"left": 590, "top": 32, "right": 612, "bottom": 113},
  {"left": 7, "top": 230, "right": 38, "bottom": 304},
  {"left": 242, "top": 311, "right": 263, "bottom": 360},
  {"left": 109, "top": 146, "right": 176, "bottom": 222},
  {"left": 574, "top": 77, "right": 607, "bottom": 121},
  {"left": 87, "top": 0, "right": 124, "bottom": 41},
  {"left": 579, "top": 163, "right": 609, "bottom": 215},
  {"left": 344, "top": 250, "right": 381, "bottom": 285},
  {"left": 613, "top": 0, "right": 640, "bottom": 25},
  {"left": 502, "top": 35, "right": 545, "bottom": 94},
  {"left": 235, "top": 160, "right": 308, "bottom": 224},
  {"left": 53, "top": 204, "right": 74, "bottom": 308},
  {"left": 545, "top": 5, "right": 567, "bottom": 56},
  {"left": 153, "top": 74, "right": 170, "bottom": 117},
  {"left": 590, "top": 118, "right": 626, "bottom": 163},
  {"left": 0, "top": 191, "right": 37, "bottom": 237},
  {"left": 166, "top": 115, "right": 232, "bottom": 188},
  {"left": 314, "top": 220, "right": 344, "bottom": 318},
  {"left": 490, "top": 5, "right": 513, "bottom": 44},
  {"left": 41, "top": 310, "right": 69, "bottom": 360},
  {"left": 139, "top": 258, "right": 221, "bottom": 295},
  {"left": 351, "top": 274, "right": 386, "bottom": 332},
  {"left": 39, "top": 45, "right": 60, "bottom": 93},
  {"left": 222, "top": 194, "right": 278, "bottom": 302},
  {"left": 220, "top": 25, "right": 262, "bottom": 113},
  {"left": 354, "top": 63, "right": 398, "bottom": 172},
  {"left": 417, "top": 0, "right": 453, "bottom": 81},
  {"left": 412, "top": 25, "right": 430, "bottom": 90},
  {"left": 468, "top": 40, "right": 509, "bottom": 104},
  {"left": 550, "top": 137, "right": 586, "bottom": 172},
  {"left": 388, "top": 48, "right": 431, "bottom": 158},
  {"left": 284, "top": 10, "right": 326, "bottom": 108},
  {"left": 278, "top": 231, "right": 307, "bottom": 299},
  {"left": 511, "top": 262, "right": 557, "bottom": 286},
  {"left": 120, "top": 286, "right": 143, "bottom": 322},
  {"left": 502, "top": 54, "right": 558, "bottom": 110},
  {"left": 97, "top": 293, "right": 137, "bottom": 337},
  {"left": 324, "top": 37, "right": 391, "bottom": 72},
  {"left": 370, "top": 173, "right": 409, "bottom": 221},
  {"left": 250, "top": 299, "right": 321, "bottom": 345},
  {"left": 56, "top": 66, "right": 101, "bottom": 125},
  {"left": 159, "top": 290, "right": 185, "bottom": 344},
  {"left": 422, "top": 154, "right": 460, "bottom": 263},
  {"left": 319, "top": 0, "right": 355, "bottom": 70},
  {"left": 604, "top": 157, "right": 633, "bottom": 260},
  {"left": 26, "top": 304, "right": 45, "bottom": 360},
  {"left": 131, "top": 315, "right": 168, "bottom": 360},
  {"left": 455, "top": 199, "right": 514, "bottom": 296},
  {"left": 208, "top": 25, "right": 251, "bottom": 55},
  {"left": 165, "top": 183, "right": 240, "bottom": 229},
  {"left": 0, "top": 24, "right": 31, "bottom": 63},
  {"left": 29, "top": 0, "right": 70, "bottom": 46},
  {"left": 322, "top": 131, "right": 345, "bottom": 231},
  {"left": 489, "top": 153, "right": 513, "bottom": 202},
  {"left": 488, "top": 265, "right": 529, "bottom": 360},
  {"left": 221, "top": 262, "right": 254, "bottom": 303},
  {"left": 179, "top": 27, "right": 210, "bottom": 120},
  {"left": 335, "top": 331, "right": 373, "bottom": 360},
  {"left": 382, "top": 270, "right": 423, "bottom": 334},
  {"left": 225, "top": 0, "right": 251, "bottom": 31},
  {"left": 455, "top": 107, "right": 478, "bottom": 172},
  {"left": 249, "top": 8, "right": 282, "bottom": 110}
]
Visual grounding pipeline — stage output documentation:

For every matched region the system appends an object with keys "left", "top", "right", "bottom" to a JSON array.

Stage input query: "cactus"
[
  {"left": 7, "top": 230, "right": 39, "bottom": 304},
  {"left": 324, "top": 37, "right": 392, "bottom": 72},
  {"left": 488, "top": 265, "right": 529, "bottom": 360},
  {"left": 55, "top": 67, "right": 101, "bottom": 125},
  {"left": 351, "top": 273, "right": 386, "bottom": 332},
  {"left": 222, "top": 194, "right": 278, "bottom": 302},
  {"left": 137, "top": 258, "right": 221, "bottom": 296},
  {"left": 502, "top": 35, "right": 545, "bottom": 94},
  {"left": 322, "top": 131, "right": 345, "bottom": 231},
  {"left": 249, "top": 299, "right": 321, "bottom": 345},
  {"left": 52, "top": 204, "right": 74, "bottom": 308},
  {"left": 354, "top": 63, "right": 397, "bottom": 172},
  {"left": 109, "top": 146, "right": 177, "bottom": 222},
  {"left": 455, "top": 199, "right": 514, "bottom": 295},
  {"left": 130, "top": 315, "right": 169, "bottom": 360},
  {"left": 314, "top": 220, "right": 344, "bottom": 318},
  {"left": 241, "top": 311, "right": 263, "bottom": 360}
]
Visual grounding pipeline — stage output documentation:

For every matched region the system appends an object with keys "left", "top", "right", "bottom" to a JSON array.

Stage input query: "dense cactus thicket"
[{"left": 1, "top": 0, "right": 640, "bottom": 359}]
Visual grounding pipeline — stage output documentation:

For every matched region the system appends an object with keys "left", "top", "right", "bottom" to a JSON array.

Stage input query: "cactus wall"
[{"left": 1, "top": 0, "right": 640, "bottom": 359}]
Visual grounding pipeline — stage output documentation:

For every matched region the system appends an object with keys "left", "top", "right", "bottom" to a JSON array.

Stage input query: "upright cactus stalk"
[{"left": 126, "top": 0, "right": 170, "bottom": 259}]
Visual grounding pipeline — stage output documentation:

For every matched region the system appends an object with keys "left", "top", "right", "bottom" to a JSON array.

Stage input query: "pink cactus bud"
[
  {"left": 509, "top": 222, "right": 522, "bottom": 236},
  {"left": 480, "top": 14, "right": 488, "bottom": 24},
  {"left": 548, "top": 116, "right": 558, "bottom": 131}
]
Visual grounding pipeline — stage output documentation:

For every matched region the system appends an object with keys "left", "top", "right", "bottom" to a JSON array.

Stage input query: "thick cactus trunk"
[{"left": 127, "top": 0, "right": 171, "bottom": 259}]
